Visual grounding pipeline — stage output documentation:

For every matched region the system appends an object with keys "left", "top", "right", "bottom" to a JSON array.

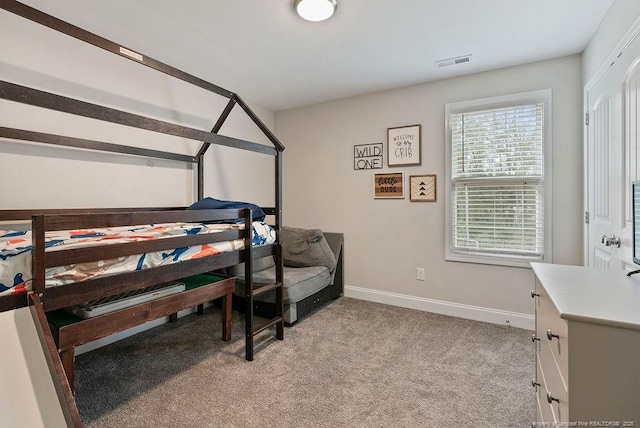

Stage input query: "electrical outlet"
[{"left": 416, "top": 267, "right": 425, "bottom": 281}]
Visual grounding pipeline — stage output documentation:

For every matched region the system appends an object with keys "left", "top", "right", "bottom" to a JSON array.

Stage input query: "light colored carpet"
[{"left": 75, "top": 297, "right": 535, "bottom": 427}]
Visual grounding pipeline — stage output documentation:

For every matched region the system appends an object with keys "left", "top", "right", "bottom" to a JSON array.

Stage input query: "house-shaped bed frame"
[{"left": 0, "top": 1, "right": 285, "bottom": 425}]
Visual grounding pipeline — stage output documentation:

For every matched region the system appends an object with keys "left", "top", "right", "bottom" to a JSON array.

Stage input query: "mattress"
[{"left": 0, "top": 221, "right": 275, "bottom": 296}]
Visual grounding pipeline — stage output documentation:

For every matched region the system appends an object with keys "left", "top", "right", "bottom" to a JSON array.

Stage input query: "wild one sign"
[{"left": 354, "top": 143, "right": 383, "bottom": 170}]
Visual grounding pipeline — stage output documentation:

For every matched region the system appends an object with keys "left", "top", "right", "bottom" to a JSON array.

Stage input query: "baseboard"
[{"left": 344, "top": 285, "right": 534, "bottom": 330}]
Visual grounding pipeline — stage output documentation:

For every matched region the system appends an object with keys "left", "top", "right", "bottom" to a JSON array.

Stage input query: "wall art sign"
[
  {"left": 354, "top": 143, "right": 383, "bottom": 170},
  {"left": 374, "top": 172, "right": 404, "bottom": 199},
  {"left": 387, "top": 124, "right": 421, "bottom": 167},
  {"left": 410, "top": 174, "right": 436, "bottom": 202}
]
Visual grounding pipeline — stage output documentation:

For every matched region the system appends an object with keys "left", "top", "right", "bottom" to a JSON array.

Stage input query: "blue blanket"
[{"left": 187, "top": 197, "right": 266, "bottom": 222}]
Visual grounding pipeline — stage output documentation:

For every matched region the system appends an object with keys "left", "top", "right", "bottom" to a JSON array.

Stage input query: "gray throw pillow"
[{"left": 281, "top": 226, "right": 336, "bottom": 271}]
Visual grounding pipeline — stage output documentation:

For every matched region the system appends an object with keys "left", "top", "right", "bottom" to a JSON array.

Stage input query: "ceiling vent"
[{"left": 436, "top": 54, "right": 472, "bottom": 68}]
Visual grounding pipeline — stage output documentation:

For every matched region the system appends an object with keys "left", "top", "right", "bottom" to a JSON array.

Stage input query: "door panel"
[
  {"left": 593, "top": 97, "right": 610, "bottom": 221},
  {"left": 593, "top": 248, "right": 611, "bottom": 270},
  {"left": 587, "top": 88, "right": 617, "bottom": 268},
  {"left": 587, "top": 33, "right": 640, "bottom": 269}
]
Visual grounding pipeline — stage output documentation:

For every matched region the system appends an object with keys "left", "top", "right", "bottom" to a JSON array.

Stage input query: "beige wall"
[
  {"left": 0, "top": 8, "right": 275, "bottom": 210},
  {"left": 275, "top": 55, "right": 584, "bottom": 322}
]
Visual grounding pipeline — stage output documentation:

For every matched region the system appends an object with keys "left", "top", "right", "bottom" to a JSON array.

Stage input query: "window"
[{"left": 445, "top": 90, "right": 552, "bottom": 267}]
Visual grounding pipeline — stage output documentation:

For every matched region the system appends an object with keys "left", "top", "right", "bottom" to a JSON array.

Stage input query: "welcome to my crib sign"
[{"left": 387, "top": 124, "right": 421, "bottom": 167}]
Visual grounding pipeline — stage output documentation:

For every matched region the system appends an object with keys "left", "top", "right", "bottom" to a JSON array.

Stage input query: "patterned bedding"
[{"left": 0, "top": 221, "right": 275, "bottom": 296}]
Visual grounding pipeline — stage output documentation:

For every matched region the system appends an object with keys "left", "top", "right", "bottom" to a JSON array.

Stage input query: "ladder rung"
[
  {"left": 252, "top": 316, "right": 283, "bottom": 336},
  {"left": 252, "top": 282, "right": 283, "bottom": 297}
]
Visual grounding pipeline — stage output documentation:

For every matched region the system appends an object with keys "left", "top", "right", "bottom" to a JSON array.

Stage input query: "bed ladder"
[
  {"left": 243, "top": 209, "right": 284, "bottom": 361},
  {"left": 243, "top": 213, "right": 284, "bottom": 361}
]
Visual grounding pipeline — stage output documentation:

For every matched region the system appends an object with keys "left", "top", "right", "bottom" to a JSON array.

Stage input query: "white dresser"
[{"left": 531, "top": 263, "right": 640, "bottom": 426}]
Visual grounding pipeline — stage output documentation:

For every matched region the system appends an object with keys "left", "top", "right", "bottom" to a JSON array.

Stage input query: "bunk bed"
[{"left": 0, "top": 1, "right": 285, "bottom": 425}]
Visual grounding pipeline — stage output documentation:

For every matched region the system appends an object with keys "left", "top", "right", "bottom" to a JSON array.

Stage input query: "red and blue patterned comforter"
[{"left": 0, "top": 221, "right": 275, "bottom": 295}]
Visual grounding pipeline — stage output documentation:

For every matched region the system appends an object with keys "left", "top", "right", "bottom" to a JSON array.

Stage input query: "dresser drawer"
[
  {"left": 536, "top": 354, "right": 557, "bottom": 424},
  {"left": 536, "top": 395, "right": 544, "bottom": 425},
  {"left": 535, "top": 279, "right": 568, "bottom": 383},
  {"left": 539, "top": 338, "right": 568, "bottom": 421}
]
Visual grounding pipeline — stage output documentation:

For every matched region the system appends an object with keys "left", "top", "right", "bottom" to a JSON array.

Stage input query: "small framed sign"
[
  {"left": 374, "top": 172, "right": 404, "bottom": 199},
  {"left": 410, "top": 174, "right": 436, "bottom": 202},
  {"left": 354, "top": 143, "right": 383, "bottom": 170},
  {"left": 387, "top": 124, "right": 421, "bottom": 167}
]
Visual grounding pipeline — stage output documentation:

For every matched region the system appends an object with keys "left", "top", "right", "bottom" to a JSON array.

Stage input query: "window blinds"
[
  {"left": 451, "top": 104, "right": 543, "bottom": 179},
  {"left": 450, "top": 103, "right": 544, "bottom": 257}
]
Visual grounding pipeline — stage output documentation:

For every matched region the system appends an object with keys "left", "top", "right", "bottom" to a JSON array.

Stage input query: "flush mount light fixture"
[{"left": 294, "top": 0, "right": 337, "bottom": 22}]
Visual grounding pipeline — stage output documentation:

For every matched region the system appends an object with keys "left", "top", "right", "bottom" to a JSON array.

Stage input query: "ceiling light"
[{"left": 294, "top": 0, "right": 337, "bottom": 22}]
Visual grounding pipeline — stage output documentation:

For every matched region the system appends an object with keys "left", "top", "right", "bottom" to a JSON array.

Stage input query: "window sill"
[{"left": 445, "top": 251, "right": 543, "bottom": 268}]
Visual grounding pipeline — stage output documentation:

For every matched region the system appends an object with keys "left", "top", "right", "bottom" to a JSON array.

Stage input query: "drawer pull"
[
  {"left": 531, "top": 379, "right": 540, "bottom": 389},
  {"left": 531, "top": 334, "right": 540, "bottom": 342},
  {"left": 546, "top": 391, "right": 559, "bottom": 404},
  {"left": 546, "top": 329, "right": 560, "bottom": 341},
  {"left": 531, "top": 290, "right": 539, "bottom": 298}
]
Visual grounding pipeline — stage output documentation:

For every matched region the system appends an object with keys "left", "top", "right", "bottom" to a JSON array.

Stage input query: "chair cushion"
[{"left": 235, "top": 266, "right": 331, "bottom": 304}]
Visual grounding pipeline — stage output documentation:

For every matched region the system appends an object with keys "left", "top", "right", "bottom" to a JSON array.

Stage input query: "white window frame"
[{"left": 444, "top": 89, "right": 553, "bottom": 268}]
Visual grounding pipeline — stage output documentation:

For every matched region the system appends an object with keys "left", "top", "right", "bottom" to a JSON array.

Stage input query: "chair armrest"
[{"left": 322, "top": 232, "right": 344, "bottom": 297}]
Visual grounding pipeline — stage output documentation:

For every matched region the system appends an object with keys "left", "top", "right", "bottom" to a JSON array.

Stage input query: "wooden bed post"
[
  {"left": 243, "top": 209, "right": 255, "bottom": 361},
  {"left": 197, "top": 155, "right": 204, "bottom": 201},
  {"left": 275, "top": 152, "right": 284, "bottom": 341},
  {"left": 32, "top": 215, "right": 46, "bottom": 301}
]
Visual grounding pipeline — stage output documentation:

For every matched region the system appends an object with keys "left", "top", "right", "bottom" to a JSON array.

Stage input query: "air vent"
[{"left": 436, "top": 54, "right": 472, "bottom": 68}]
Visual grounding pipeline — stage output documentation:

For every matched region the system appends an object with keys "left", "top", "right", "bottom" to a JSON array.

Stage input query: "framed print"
[
  {"left": 410, "top": 174, "right": 436, "bottom": 202},
  {"left": 387, "top": 124, "right": 421, "bottom": 167},
  {"left": 354, "top": 143, "right": 383, "bottom": 170},
  {"left": 374, "top": 172, "right": 404, "bottom": 199}
]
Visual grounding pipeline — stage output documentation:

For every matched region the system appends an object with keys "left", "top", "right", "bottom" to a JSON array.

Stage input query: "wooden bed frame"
[
  {"left": 0, "top": 208, "right": 276, "bottom": 366},
  {"left": 0, "top": 1, "right": 285, "bottom": 425}
]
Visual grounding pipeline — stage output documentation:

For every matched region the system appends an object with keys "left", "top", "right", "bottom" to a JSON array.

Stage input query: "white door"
[{"left": 586, "top": 32, "right": 640, "bottom": 270}]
